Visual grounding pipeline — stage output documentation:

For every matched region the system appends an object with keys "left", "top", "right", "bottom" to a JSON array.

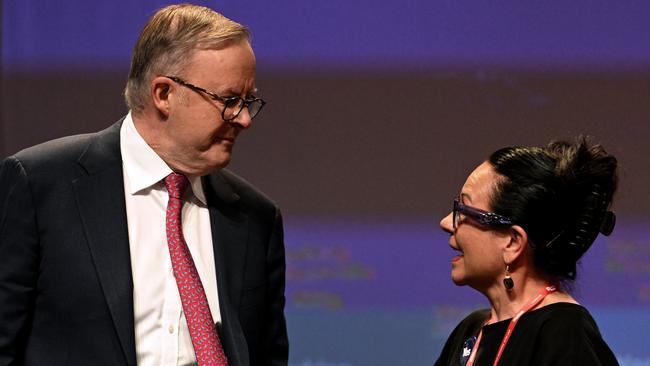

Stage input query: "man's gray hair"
[{"left": 124, "top": 4, "right": 250, "bottom": 113}]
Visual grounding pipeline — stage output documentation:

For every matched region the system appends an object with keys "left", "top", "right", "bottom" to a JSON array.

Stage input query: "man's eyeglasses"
[
  {"left": 453, "top": 198, "right": 513, "bottom": 229},
  {"left": 165, "top": 76, "right": 266, "bottom": 122}
]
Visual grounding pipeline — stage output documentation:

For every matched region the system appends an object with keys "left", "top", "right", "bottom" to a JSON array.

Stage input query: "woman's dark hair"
[{"left": 488, "top": 136, "right": 618, "bottom": 282}]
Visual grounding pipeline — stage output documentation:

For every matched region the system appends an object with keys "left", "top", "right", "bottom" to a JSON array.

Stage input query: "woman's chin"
[{"left": 450, "top": 273, "right": 467, "bottom": 286}]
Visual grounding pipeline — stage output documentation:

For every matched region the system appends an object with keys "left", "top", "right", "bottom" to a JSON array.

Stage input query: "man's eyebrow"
[{"left": 220, "top": 87, "right": 259, "bottom": 97}]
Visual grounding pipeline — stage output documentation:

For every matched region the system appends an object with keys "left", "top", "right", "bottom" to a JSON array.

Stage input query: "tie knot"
[{"left": 164, "top": 173, "right": 189, "bottom": 199}]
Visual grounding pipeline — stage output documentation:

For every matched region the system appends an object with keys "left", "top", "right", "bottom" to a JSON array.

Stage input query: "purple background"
[
  {"left": 284, "top": 217, "right": 650, "bottom": 309},
  {"left": 2, "top": 1, "right": 650, "bottom": 364},
  {"left": 4, "top": 1, "right": 650, "bottom": 71}
]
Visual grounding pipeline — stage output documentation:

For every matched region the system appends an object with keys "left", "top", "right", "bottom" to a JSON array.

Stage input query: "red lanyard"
[{"left": 466, "top": 285, "right": 557, "bottom": 366}]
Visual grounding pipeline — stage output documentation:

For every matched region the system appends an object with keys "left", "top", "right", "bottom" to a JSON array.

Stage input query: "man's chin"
[
  {"left": 184, "top": 153, "right": 231, "bottom": 176},
  {"left": 205, "top": 154, "right": 232, "bottom": 172}
]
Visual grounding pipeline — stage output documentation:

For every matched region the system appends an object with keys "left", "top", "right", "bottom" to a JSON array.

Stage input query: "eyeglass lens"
[{"left": 223, "top": 99, "right": 264, "bottom": 121}]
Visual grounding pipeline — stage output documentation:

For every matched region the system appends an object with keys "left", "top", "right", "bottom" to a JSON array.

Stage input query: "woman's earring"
[{"left": 503, "top": 265, "right": 514, "bottom": 290}]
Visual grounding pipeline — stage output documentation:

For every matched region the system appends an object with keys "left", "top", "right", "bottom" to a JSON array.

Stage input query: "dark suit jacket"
[{"left": 0, "top": 120, "right": 288, "bottom": 365}]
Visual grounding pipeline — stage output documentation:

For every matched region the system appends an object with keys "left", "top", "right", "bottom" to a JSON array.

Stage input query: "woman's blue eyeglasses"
[{"left": 453, "top": 198, "right": 514, "bottom": 229}]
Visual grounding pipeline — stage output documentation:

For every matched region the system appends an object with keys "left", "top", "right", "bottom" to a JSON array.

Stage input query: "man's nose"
[{"left": 230, "top": 107, "right": 252, "bottom": 129}]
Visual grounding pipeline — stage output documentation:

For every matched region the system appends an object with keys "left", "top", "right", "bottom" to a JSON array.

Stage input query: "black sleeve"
[
  {"left": 533, "top": 310, "right": 620, "bottom": 366},
  {"left": 0, "top": 156, "right": 40, "bottom": 365},
  {"left": 262, "top": 208, "right": 289, "bottom": 366}
]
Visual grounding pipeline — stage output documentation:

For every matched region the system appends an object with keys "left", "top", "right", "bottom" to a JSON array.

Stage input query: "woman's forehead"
[{"left": 462, "top": 162, "right": 500, "bottom": 206}]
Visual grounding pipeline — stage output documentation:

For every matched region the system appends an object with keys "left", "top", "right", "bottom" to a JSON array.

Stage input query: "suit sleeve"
[
  {"left": 263, "top": 208, "right": 289, "bottom": 365},
  {"left": 0, "top": 156, "right": 40, "bottom": 365}
]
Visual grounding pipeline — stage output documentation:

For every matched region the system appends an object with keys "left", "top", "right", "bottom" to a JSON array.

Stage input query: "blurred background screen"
[{"left": 2, "top": 1, "right": 649, "bottom": 365}]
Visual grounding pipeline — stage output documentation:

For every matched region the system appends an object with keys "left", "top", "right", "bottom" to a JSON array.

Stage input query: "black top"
[{"left": 434, "top": 303, "right": 619, "bottom": 366}]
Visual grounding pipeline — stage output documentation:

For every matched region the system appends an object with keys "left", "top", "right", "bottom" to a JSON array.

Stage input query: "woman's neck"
[{"left": 483, "top": 276, "right": 577, "bottom": 324}]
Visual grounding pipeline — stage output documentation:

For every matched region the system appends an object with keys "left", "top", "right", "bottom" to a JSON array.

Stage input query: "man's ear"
[
  {"left": 503, "top": 225, "right": 529, "bottom": 265},
  {"left": 150, "top": 76, "right": 173, "bottom": 118}
]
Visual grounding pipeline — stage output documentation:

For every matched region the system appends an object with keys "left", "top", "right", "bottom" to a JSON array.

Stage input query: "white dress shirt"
[{"left": 120, "top": 113, "right": 222, "bottom": 366}]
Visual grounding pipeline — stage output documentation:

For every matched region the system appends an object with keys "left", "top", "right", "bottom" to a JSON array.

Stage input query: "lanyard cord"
[{"left": 465, "top": 286, "right": 557, "bottom": 366}]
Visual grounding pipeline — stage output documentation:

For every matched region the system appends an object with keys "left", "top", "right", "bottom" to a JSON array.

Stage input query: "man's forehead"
[
  {"left": 184, "top": 46, "right": 256, "bottom": 86},
  {"left": 188, "top": 43, "right": 255, "bottom": 67}
]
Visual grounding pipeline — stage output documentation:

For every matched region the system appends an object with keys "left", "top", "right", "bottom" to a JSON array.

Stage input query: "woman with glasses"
[{"left": 434, "top": 137, "right": 619, "bottom": 366}]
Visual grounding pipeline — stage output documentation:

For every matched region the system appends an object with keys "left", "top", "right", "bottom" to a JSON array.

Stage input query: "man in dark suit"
[{"left": 0, "top": 4, "right": 288, "bottom": 365}]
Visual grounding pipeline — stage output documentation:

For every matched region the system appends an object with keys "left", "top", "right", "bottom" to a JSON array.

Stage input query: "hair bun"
[
  {"left": 488, "top": 136, "right": 618, "bottom": 281},
  {"left": 599, "top": 211, "right": 616, "bottom": 236}
]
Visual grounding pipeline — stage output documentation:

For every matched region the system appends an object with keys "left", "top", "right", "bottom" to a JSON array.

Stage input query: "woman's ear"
[{"left": 503, "top": 225, "right": 529, "bottom": 265}]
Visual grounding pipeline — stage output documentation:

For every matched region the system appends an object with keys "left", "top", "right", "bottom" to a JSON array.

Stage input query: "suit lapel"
[
  {"left": 69, "top": 120, "right": 251, "bottom": 365},
  {"left": 72, "top": 121, "right": 137, "bottom": 366},
  {"left": 204, "top": 172, "right": 250, "bottom": 366}
]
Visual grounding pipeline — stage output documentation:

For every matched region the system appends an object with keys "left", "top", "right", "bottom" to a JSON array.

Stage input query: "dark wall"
[{"left": 2, "top": 69, "right": 649, "bottom": 218}]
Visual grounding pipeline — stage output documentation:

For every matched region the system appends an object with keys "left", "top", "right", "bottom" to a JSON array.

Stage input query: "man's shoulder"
[
  {"left": 212, "top": 168, "right": 279, "bottom": 212},
  {"left": 13, "top": 133, "right": 95, "bottom": 164},
  {"left": 7, "top": 121, "right": 123, "bottom": 173}
]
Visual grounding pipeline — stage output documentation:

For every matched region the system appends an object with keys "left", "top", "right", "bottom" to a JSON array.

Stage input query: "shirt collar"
[{"left": 120, "top": 112, "right": 207, "bottom": 204}]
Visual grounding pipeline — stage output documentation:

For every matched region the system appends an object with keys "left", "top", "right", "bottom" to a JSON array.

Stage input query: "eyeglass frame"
[
  {"left": 452, "top": 198, "right": 514, "bottom": 230},
  {"left": 164, "top": 75, "right": 266, "bottom": 122}
]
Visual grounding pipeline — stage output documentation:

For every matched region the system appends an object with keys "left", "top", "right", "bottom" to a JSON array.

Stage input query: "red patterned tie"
[{"left": 164, "top": 173, "right": 228, "bottom": 366}]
